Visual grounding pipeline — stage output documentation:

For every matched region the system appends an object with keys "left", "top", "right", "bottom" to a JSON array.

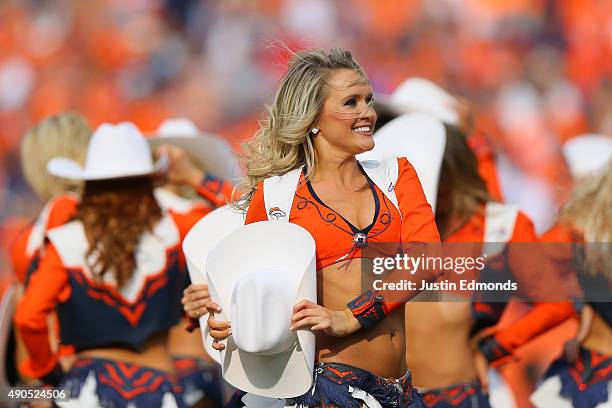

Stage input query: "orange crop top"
[
  {"left": 465, "top": 210, "right": 575, "bottom": 365},
  {"left": 245, "top": 157, "right": 441, "bottom": 328},
  {"left": 249, "top": 173, "right": 400, "bottom": 270},
  {"left": 11, "top": 194, "right": 78, "bottom": 285},
  {"left": 246, "top": 158, "right": 439, "bottom": 269}
]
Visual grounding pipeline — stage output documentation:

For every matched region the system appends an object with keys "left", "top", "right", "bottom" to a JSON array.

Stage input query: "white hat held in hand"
[
  {"left": 148, "top": 118, "right": 242, "bottom": 180},
  {"left": 562, "top": 134, "right": 612, "bottom": 179},
  {"left": 206, "top": 221, "right": 316, "bottom": 398},
  {"left": 377, "top": 77, "right": 459, "bottom": 125},
  {"left": 183, "top": 204, "right": 246, "bottom": 364},
  {"left": 358, "top": 112, "right": 446, "bottom": 212},
  {"left": 48, "top": 122, "right": 167, "bottom": 181}
]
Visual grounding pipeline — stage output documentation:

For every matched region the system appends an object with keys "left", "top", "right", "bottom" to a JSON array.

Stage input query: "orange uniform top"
[
  {"left": 246, "top": 158, "right": 440, "bottom": 268},
  {"left": 11, "top": 173, "right": 232, "bottom": 285},
  {"left": 196, "top": 173, "right": 234, "bottom": 208},
  {"left": 13, "top": 176, "right": 234, "bottom": 383},
  {"left": 477, "top": 156, "right": 502, "bottom": 201},
  {"left": 246, "top": 158, "right": 441, "bottom": 328},
  {"left": 10, "top": 195, "right": 80, "bottom": 361},
  {"left": 467, "top": 130, "right": 503, "bottom": 201},
  {"left": 539, "top": 223, "right": 612, "bottom": 324},
  {"left": 538, "top": 223, "right": 580, "bottom": 293},
  {"left": 13, "top": 205, "right": 211, "bottom": 382},
  {"left": 11, "top": 194, "right": 78, "bottom": 285},
  {"left": 464, "top": 208, "right": 575, "bottom": 364},
  {"left": 540, "top": 223, "right": 575, "bottom": 243}
]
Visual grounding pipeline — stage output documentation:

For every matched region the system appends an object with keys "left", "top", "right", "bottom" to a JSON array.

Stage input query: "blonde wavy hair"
[
  {"left": 21, "top": 112, "right": 92, "bottom": 201},
  {"left": 235, "top": 48, "right": 368, "bottom": 208},
  {"left": 560, "top": 159, "right": 612, "bottom": 279}
]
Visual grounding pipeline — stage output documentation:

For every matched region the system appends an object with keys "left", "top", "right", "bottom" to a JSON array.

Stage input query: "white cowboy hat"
[
  {"left": 48, "top": 122, "right": 166, "bottom": 181},
  {"left": 206, "top": 221, "right": 316, "bottom": 398},
  {"left": 357, "top": 113, "right": 446, "bottom": 212},
  {"left": 562, "top": 134, "right": 612, "bottom": 178},
  {"left": 183, "top": 204, "right": 246, "bottom": 364},
  {"left": 148, "top": 118, "right": 242, "bottom": 180},
  {"left": 376, "top": 77, "right": 459, "bottom": 126}
]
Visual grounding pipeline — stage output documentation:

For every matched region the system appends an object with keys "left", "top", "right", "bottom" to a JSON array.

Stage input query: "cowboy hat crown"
[
  {"left": 206, "top": 221, "right": 316, "bottom": 398},
  {"left": 48, "top": 122, "right": 164, "bottom": 180},
  {"left": 148, "top": 117, "right": 242, "bottom": 180},
  {"left": 156, "top": 118, "right": 201, "bottom": 138},
  {"left": 357, "top": 113, "right": 446, "bottom": 212},
  {"left": 562, "top": 134, "right": 612, "bottom": 178},
  {"left": 386, "top": 77, "right": 459, "bottom": 126}
]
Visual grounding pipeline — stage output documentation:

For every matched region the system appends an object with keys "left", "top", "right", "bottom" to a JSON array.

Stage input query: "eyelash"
[{"left": 344, "top": 96, "right": 374, "bottom": 106}]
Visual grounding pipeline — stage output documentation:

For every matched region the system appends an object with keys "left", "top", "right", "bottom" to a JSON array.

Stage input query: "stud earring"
[{"left": 311, "top": 128, "right": 319, "bottom": 135}]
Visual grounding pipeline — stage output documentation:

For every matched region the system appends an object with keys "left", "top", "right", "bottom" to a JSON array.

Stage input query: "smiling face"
[{"left": 313, "top": 69, "right": 377, "bottom": 157}]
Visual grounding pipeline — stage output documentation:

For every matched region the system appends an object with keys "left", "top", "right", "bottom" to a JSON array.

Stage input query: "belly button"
[{"left": 389, "top": 333, "right": 402, "bottom": 347}]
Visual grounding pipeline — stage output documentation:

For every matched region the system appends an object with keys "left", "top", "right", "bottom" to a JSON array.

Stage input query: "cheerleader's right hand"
[
  {"left": 156, "top": 144, "right": 204, "bottom": 188},
  {"left": 206, "top": 300, "right": 231, "bottom": 350},
  {"left": 182, "top": 284, "right": 210, "bottom": 319}
]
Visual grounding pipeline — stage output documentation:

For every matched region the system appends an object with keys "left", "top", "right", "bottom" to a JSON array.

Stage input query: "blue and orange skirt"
[
  {"left": 287, "top": 362, "right": 425, "bottom": 408},
  {"left": 420, "top": 381, "right": 490, "bottom": 408},
  {"left": 226, "top": 362, "right": 425, "bottom": 407},
  {"left": 56, "top": 357, "right": 185, "bottom": 408},
  {"left": 531, "top": 347, "right": 612, "bottom": 408},
  {"left": 172, "top": 355, "right": 224, "bottom": 407}
]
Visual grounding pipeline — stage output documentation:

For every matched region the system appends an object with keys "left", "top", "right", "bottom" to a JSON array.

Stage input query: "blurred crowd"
[
  {"left": 0, "top": 0, "right": 611, "bottom": 291},
  {"left": 0, "top": 1, "right": 611, "bottom": 406}
]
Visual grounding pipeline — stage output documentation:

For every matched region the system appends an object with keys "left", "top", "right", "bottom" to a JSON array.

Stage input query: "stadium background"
[{"left": 0, "top": 1, "right": 610, "bottom": 406}]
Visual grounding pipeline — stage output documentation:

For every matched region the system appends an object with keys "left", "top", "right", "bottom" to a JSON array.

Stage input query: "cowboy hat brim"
[
  {"left": 357, "top": 113, "right": 446, "bottom": 212},
  {"left": 183, "top": 204, "right": 246, "bottom": 364},
  {"left": 148, "top": 134, "right": 243, "bottom": 181},
  {"left": 47, "top": 154, "right": 168, "bottom": 181}
]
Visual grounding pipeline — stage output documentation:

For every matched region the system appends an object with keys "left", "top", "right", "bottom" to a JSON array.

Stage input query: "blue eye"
[{"left": 344, "top": 98, "right": 357, "bottom": 107}]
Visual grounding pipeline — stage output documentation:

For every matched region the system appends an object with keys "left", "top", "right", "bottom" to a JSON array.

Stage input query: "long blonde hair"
[
  {"left": 560, "top": 159, "right": 612, "bottom": 278},
  {"left": 21, "top": 112, "right": 92, "bottom": 201},
  {"left": 236, "top": 48, "right": 368, "bottom": 208}
]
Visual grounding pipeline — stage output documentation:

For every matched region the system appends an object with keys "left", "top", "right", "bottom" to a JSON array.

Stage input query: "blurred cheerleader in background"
[
  {"left": 13, "top": 123, "right": 214, "bottom": 407},
  {"left": 531, "top": 138, "right": 612, "bottom": 408},
  {"left": 11, "top": 112, "right": 92, "bottom": 379}
]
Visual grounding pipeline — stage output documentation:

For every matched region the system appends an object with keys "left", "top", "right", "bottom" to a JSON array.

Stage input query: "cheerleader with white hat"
[{"left": 13, "top": 122, "right": 218, "bottom": 407}]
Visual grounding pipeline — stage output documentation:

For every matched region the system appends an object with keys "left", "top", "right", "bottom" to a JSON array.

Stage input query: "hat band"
[{"left": 252, "top": 340, "right": 299, "bottom": 357}]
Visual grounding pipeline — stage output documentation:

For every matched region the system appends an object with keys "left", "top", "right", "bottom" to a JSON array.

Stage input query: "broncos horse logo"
[{"left": 268, "top": 207, "right": 287, "bottom": 220}]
